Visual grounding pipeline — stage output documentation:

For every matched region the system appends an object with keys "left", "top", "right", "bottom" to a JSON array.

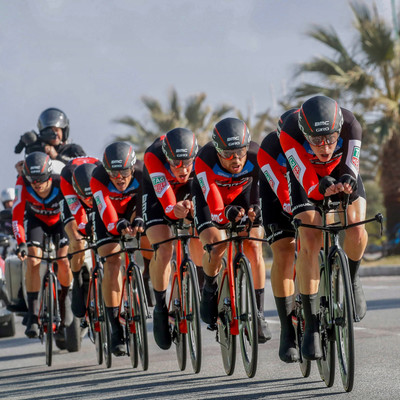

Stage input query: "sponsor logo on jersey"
[
  {"left": 352, "top": 146, "right": 360, "bottom": 171},
  {"left": 196, "top": 172, "right": 209, "bottom": 198},
  {"left": 165, "top": 205, "right": 174, "bottom": 214},
  {"left": 66, "top": 195, "right": 81, "bottom": 215},
  {"left": 94, "top": 190, "right": 106, "bottom": 218},
  {"left": 211, "top": 212, "right": 224, "bottom": 223},
  {"left": 107, "top": 222, "right": 115, "bottom": 232},
  {"left": 263, "top": 170, "right": 274, "bottom": 188},
  {"left": 150, "top": 173, "right": 169, "bottom": 198},
  {"left": 288, "top": 155, "right": 301, "bottom": 180}
]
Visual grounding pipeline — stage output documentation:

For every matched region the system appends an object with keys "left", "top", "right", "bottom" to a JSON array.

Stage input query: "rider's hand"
[
  {"left": 16, "top": 242, "right": 28, "bottom": 261},
  {"left": 318, "top": 176, "right": 338, "bottom": 196},
  {"left": 338, "top": 174, "right": 357, "bottom": 194},
  {"left": 44, "top": 144, "right": 58, "bottom": 159},
  {"left": 248, "top": 204, "right": 261, "bottom": 223},
  {"left": 224, "top": 205, "right": 245, "bottom": 223},
  {"left": 131, "top": 217, "right": 144, "bottom": 236},
  {"left": 173, "top": 200, "right": 191, "bottom": 219},
  {"left": 15, "top": 160, "right": 24, "bottom": 177},
  {"left": 116, "top": 218, "right": 133, "bottom": 236}
]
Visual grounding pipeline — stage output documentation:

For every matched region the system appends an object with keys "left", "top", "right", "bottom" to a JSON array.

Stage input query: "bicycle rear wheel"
[
  {"left": 331, "top": 249, "right": 355, "bottom": 392},
  {"left": 217, "top": 258, "right": 236, "bottom": 376},
  {"left": 88, "top": 270, "right": 103, "bottom": 365},
  {"left": 183, "top": 260, "right": 202, "bottom": 373},
  {"left": 98, "top": 270, "right": 112, "bottom": 368},
  {"left": 128, "top": 264, "right": 149, "bottom": 371},
  {"left": 293, "top": 295, "right": 311, "bottom": 378},
  {"left": 44, "top": 274, "right": 54, "bottom": 367},
  {"left": 317, "top": 253, "right": 335, "bottom": 388},
  {"left": 236, "top": 255, "right": 258, "bottom": 378}
]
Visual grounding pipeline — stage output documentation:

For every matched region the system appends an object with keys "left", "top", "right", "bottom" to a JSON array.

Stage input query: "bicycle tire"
[
  {"left": 217, "top": 258, "right": 236, "bottom": 376},
  {"left": 98, "top": 270, "right": 112, "bottom": 368},
  {"left": 293, "top": 295, "right": 311, "bottom": 378},
  {"left": 236, "top": 255, "right": 258, "bottom": 378},
  {"left": 129, "top": 264, "right": 149, "bottom": 371},
  {"left": 91, "top": 270, "right": 103, "bottom": 365},
  {"left": 168, "top": 260, "right": 186, "bottom": 371},
  {"left": 331, "top": 249, "right": 355, "bottom": 392},
  {"left": 45, "top": 274, "right": 54, "bottom": 367},
  {"left": 184, "top": 260, "right": 202, "bottom": 373},
  {"left": 317, "top": 252, "right": 335, "bottom": 387}
]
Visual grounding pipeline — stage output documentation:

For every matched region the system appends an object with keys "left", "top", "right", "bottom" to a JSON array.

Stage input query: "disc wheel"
[
  {"left": 184, "top": 260, "right": 202, "bottom": 373},
  {"left": 44, "top": 274, "right": 54, "bottom": 367},
  {"left": 332, "top": 249, "right": 355, "bottom": 392},
  {"left": 88, "top": 269, "right": 103, "bottom": 365},
  {"left": 317, "top": 254, "right": 335, "bottom": 388},
  {"left": 128, "top": 264, "right": 149, "bottom": 371},
  {"left": 217, "top": 258, "right": 236, "bottom": 376}
]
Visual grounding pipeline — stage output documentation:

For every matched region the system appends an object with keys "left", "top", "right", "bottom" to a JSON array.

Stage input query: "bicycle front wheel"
[
  {"left": 89, "top": 270, "right": 103, "bottom": 365},
  {"left": 183, "top": 260, "right": 202, "bottom": 373},
  {"left": 236, "top": 256, "right": 258, "bottom": 378},
  {"left": 128, "top": 264, "right": 149, "bottom": 371},
  {"left": 98, "top": 270, "right": 112, "bottom": 368},
  {"left": 317, "top": 252, "right": 335, "bottom": 387},
  {"left": 331, "top": 249, "right": 355, "bottom": 392},
  {"left": 217, "top": 258, "right": 236, "bottom": 376},
  {"left": 44, "top": 274, "right": 54, "bottom": 367}
]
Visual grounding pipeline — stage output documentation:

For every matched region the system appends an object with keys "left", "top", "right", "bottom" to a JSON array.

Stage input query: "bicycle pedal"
[
  {"left": 207, "top": 323, "right": 217, "bottom": 331},
  {"left": 80, "top": 320, "right": 88, "bottom": 329}
]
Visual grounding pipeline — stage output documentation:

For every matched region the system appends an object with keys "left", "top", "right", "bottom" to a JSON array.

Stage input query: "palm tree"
[
  {"left": 291, "top": 1, "right": 400, "bottom": 239},
  {"left": 113, "top": 88, "right": 233, "bottom": 156}
]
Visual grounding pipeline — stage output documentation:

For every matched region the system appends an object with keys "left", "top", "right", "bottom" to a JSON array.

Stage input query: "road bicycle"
[
  {"left": 152, "top": 220, "right": 202, "bottom": 373},
  {"left": 293, "top": 195, "right": 382, "bottom": 392},
  {"left": 206, "top": 221, "right": 263, "bottom": 378},
  {"left": 100, "top": 234, "right": 152, "bottom": 370}
]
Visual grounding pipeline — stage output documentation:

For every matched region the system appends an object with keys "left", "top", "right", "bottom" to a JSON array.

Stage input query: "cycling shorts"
[{"left": 25, "top": 213, "right": 69, "bottom": 249}]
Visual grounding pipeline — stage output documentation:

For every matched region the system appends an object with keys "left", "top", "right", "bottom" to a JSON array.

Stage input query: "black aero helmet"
[
  {"left": 162, "top": 128, "right": 198, "bottom": 161},
  {"left": 72, "top": 163, "right": 97, "bottom": 198},
  {"left": 37, "top": 108, "right": 70, "bottom": 141},
  {"left": 276, "top": 108, "right": 298, "bottom": 136},
  {"left": 298, "top": 96, "right": 343, "bottom": 137},
  {"left": 23, "top": 151, "right": 53, "bottom": 183},
  {"left": 212, "top": 117, "right": 251, "bottom": 152},
  {"left": 103, "top": 142, "right": 136, "bottom": 173}
]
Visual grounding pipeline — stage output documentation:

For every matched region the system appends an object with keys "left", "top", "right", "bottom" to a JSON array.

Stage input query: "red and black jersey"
[
  {"left": 12, "top": 175, "right": 63, "bottom": 245},
  {"left": 60, "top": 156, "right": 100, "bottom": 235},
  {"left": 194, "top": 141, "right": 260, "bottom": 225},
  {"left": 90, "top": 161, "right": 143, "bottom": 235},
  {"left": 280, "top": 108, "right": 362, "bottom": 201},
  {"left": 257, "top": 131, "right": 291, "bottom": 214},
  {"left": 143, "top": 136, "right": 196, "bottom": 220}
]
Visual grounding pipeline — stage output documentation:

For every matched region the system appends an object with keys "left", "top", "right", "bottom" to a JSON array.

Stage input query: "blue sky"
[{"left": 0, "top": 0, "right": 395, "bottom": 188}]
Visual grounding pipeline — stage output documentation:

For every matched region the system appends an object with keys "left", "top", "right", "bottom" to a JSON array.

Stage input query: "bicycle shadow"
[{"left": 366, "top": 298, "right": 400, "bottom": 310}]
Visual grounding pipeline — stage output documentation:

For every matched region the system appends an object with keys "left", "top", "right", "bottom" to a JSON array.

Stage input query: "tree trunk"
[{"left": 380, "top": 133, "right": 400, "bottom": 241}]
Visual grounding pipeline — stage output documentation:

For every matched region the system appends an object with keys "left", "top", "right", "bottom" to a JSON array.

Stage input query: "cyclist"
[
  {"left": 60, "top": 157, "right": 101, "bottom": 317},
  {"left": 12, "top": 152, "right": 72, "bottom": 340},
  {"left": 0, "top": 188, "right": 15, "bottom": 235},
  {"left": 193, "top": 117, "right": 271, "bottom": 343},
  {"left": 142, "top": 127, "right": 204, "bottom": 350},
  {"left": 279, "top": 95, "right": 368, "bottom": 360},
  {"left": 90, "top": 141, "right": 150, "bottom": 356},
  {"left": 258, "top": 108, "right": 299, "bottom": 362},
  {"left": 1, "top": 188, "right": 16, "bottom": 210}
]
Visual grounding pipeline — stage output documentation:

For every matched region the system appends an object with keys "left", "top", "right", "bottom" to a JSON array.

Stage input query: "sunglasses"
[
  {"left": 168, "top": 157, "right": 194, "bottom": 168},
  {"left": 217, "top": 146, "right": 248, "bottom": 160},
  {"left": 304, "top": 132, "right": 340, "bottom": 147},
  {"left": 25, "top": 175, "right": 50, "bottom": 184},
  {"left": 106, "top": 168, "right": 133, "bottom": 178}
]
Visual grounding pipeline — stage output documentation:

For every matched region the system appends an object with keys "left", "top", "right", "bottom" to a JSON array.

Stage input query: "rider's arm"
[
  {"left": 280, "top": 129, "right": 323, "bottom": 201},
  {"left": 194, "top": 157, "right": 229, "bottom": 225},
  {"left": 143, "top": 151, "right": 179, "bottom": 220},
  {"left": 11, "top": 176, "right": 27, "bottom": 245},
  {"left": 90, "top": 175, "right": 120, "bottom": 236}
]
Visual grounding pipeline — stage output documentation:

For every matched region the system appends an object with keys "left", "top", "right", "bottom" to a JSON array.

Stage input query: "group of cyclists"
[{"left": 3, "top": 94, "right": 368, "bottom": 366}]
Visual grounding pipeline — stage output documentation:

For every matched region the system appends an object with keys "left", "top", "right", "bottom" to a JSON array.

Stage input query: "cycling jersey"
[
  {"left": 143, "top": 136, "right": 195, "bottom": 221},
  {"left": 194, "top": 141, "right": 260, "bottom": 225},
  {"left": 90, "top": 161, "right": 143, "bottom": 236},
  {"left": 12, "top": 175, "right": 63, "bottom": 245},
  {"left": 279, "top": 108, "right": 362, "bottom": 201},
  {"left": 60, "top": 156, "right": 100, "bottom": 235},
  {"left": 257, "top": 131, "right": 291, "bottom": 214}
]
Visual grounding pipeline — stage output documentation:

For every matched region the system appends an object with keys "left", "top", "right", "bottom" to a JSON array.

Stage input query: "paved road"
[{"left": 1, "top": 276, "right": 399, "bottom": 400}]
